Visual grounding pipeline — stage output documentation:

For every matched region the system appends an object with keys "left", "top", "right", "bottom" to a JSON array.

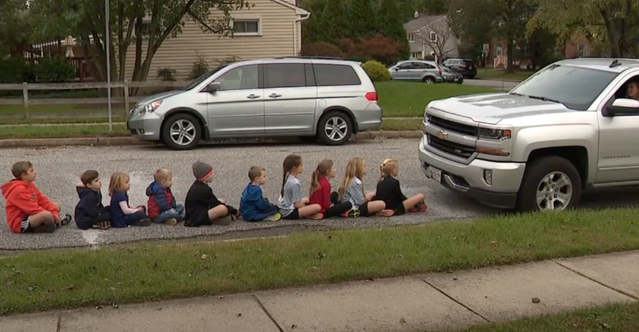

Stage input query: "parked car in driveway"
[
  {"left": 442, "top": 58, "right": 477, "bottom": 79},
  {"left": 418, "top": 58, "right": 639, "bottom": 212},
  {"left": 441, "top": 66, "right": 464, "bottom": 84},
  {"left": 127, "top": 58, "right": 382, "bottom": 150},
  {"left": 388, "top": 60, "right": 443, "bottom": 83}
]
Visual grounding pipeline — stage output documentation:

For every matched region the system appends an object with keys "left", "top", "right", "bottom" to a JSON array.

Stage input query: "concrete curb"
[{"left": 0, "top": 131, "right": 423, "bottom": 148}]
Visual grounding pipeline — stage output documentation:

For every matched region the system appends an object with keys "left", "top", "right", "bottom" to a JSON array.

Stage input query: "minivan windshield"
[
  {"left": 182, "top": 64, "right": 228, "bottom": 90},
  {"left": 509, "top": 64, "right": 618, "bottom": 111}
]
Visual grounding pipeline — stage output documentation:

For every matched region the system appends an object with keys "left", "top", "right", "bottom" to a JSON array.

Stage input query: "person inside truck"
[{"left": 626, "top": 81, "right": 639, "bottom": 100}]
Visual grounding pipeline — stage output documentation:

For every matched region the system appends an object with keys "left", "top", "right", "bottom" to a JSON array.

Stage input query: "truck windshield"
[{"left": 509, "top": 64, "right": 617, "bottom": 111}]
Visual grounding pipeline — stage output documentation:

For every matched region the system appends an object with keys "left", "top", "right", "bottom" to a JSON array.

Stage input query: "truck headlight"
[
  {"left": 140, "top": 100, "right": 163, "bottom": 114},
  {"left": 478, "top": 127, "right": 511, "bottom": 140}
]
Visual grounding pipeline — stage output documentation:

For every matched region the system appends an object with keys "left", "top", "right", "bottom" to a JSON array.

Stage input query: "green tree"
[
  {"left": 301, "top": 0, "right": 327, "bottom": 44},
  {"left": 448, "top": 0, "right": 535, "bottom": 72},
  {"left": 346, "top": 0, "right": 378, "bottom": 39},
  {"left": 529, "top": 0, "right": 639, "bottom": 58},
  {"left": 416, "top": 0, "right": 446, "bottom": 15},
  {"left": 319, "top": 0, "right": 349, "bottom": 44},
  {"left": 377, "top": 0, "right": 409, "bottom": 60},
  {"left": 0, "top": 0, "right": 32, "bottom": 57},
  {"left": 28, "top": 0, "right": 253, "bottom": 82}
]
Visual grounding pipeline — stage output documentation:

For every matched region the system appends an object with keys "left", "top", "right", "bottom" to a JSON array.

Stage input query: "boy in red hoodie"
[{"left": 1, "top": 161, "right": 71, "bottom": 233}]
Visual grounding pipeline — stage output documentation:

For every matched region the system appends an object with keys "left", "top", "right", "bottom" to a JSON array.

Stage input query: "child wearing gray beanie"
[{"left": 184, "top": 161, "right": 239, "bottom": 226}]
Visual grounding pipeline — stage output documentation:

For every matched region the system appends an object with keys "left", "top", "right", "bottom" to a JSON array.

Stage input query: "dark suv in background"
[{"left": 442, "top": 58, "right": 477, "bottom": 79}]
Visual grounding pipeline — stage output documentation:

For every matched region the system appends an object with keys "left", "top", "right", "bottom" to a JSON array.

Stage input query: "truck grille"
[
  {"left": 427, "top": 134, "right": 475, "bottom": 158},
  {"left": 427, "top": 115, "right": 478, "bottom": 136}
]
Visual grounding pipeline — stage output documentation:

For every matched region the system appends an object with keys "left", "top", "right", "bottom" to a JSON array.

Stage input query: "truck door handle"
[
  {"left": 269, "top": 93, "right": 282, "bottom": 98},
  {"left": 247, "top": 94, "right": 260, "bottom": 99}
]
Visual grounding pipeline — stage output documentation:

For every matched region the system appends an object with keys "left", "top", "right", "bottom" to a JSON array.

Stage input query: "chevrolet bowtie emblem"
[{"left": 436, "top": 130, "right": 448, "bottom": 139}]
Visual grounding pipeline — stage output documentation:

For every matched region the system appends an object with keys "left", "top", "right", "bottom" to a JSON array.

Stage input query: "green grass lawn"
[
  {"left": 475, "top": 68, "right": 535, "bottom": 82},
  {"left": 2, "top": 207, "right": 639, "bottom": 315},
  {"left": 0, "top": 82, "right": 497, "bottom": 124},
  {"left": 375, "top": 81, "right": 497, "bottom": 117},
  {"left": 452, "top": 302, "right": 639, "bottom": 332}
]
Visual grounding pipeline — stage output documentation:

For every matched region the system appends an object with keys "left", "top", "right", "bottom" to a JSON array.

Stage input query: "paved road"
[
  {"left": 1, "top": 138, "right": 637, "bottom": 251},
  {"left": 464, "top": 79, "right": 518, "bottom": 90}
]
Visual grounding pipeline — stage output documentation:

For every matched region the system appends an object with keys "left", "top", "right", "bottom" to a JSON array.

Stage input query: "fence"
[
  {"left": 23, "top": 56, "right": 94, "bottom": 82},
  {"left": 0, "top": 81, "right": 189, "bottom": 126}
]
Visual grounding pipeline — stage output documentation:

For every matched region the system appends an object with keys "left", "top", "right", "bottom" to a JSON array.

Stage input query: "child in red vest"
[{"left": 146, "top": 168, "right": 184, "bottom": 225}]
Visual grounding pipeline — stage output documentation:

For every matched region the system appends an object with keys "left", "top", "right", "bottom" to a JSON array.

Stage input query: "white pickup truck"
[{"left": 418, "top": 58, "right": 639, "bottom": 211}]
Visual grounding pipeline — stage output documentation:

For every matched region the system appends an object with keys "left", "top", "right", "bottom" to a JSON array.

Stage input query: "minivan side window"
[
  {"left": 264, "top": 63, "right": 306, "bottom": 88},
  {"left": 214, "top": 65, "right": 259, "bottom": 91},
  {"left": 313, "top": 64, "right": 362, "bottom": 86}
]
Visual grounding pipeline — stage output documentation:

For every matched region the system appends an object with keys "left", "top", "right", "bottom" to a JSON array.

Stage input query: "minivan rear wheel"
[
  {"left": 317, "top": 111, "right": 352, "bottom": 146},
  {"left": 162, "top": 113, "right": 202, "bottom": 150}
]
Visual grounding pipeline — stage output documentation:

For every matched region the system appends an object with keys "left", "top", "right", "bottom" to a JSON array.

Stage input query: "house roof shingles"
[{"left": 403, "top": 14, "right": 446, "bottom": 32}]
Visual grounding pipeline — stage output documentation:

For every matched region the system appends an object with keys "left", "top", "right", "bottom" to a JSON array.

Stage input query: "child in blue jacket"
[{"left": 240, "top": 166, "right": 280, "bottom": 222}]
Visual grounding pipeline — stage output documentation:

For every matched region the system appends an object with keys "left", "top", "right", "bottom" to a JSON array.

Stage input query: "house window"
[
  {"left": 407, "top": 33, "right": 415, "bottom": 42},
  {"left": 233, "top": 19, "right": 260, "bottom": 35},
  {"left": 429, "top": 31, "right": 438, "bottom": 42},
  {"left": 577, "top": 44, "right": 589, "bottom": 57},
  {"left": 496, "top": 45, "right": 503, "bottom": 56},
  {"left": 411, "top": 52, "right": 422, "bottom": 59}
]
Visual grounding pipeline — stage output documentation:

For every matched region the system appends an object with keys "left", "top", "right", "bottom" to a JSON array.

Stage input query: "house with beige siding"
[{"left": 126, "top": 0, "right": 310, "bottom": 81}]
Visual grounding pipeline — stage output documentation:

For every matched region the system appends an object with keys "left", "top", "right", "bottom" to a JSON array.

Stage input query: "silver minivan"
[{"left": 127, "top": 58, "right": 383, "bottom": 150}]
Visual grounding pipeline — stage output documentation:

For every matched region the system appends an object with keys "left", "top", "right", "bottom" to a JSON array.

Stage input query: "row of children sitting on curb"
[{"left": 1, "top": 155, "right": 427, "bottom": 234}]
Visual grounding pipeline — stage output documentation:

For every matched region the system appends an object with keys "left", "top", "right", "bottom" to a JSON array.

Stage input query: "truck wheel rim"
[
  {"left": 324, "top": 117, "right": 348, "bottom": 141},
  {"left": 169, "top": 119, "right": 196, "bottom": 146},
  {"left": 535, "top": 171, "right": 572, "bottom": 211}
]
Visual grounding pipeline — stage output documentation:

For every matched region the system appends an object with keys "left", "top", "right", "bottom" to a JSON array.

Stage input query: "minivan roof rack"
[{"left": 273, "top": 56, "right": 348, "bottom": 61}]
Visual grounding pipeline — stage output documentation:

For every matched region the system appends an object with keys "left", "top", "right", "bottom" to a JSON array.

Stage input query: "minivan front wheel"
[
  {"left": 318, "top": 112, "right": 352, "bottom": 145},
  {"left": 162, "top": 113, "right": 202, "bottom": 150}
]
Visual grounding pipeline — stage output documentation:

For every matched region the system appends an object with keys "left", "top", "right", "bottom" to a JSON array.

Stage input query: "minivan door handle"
[
  {"left": 247, "top": 94, "right": 260, "bottom": 99},
  {"left": 269, "top": 93, "right": 282, "bottom": 98}
]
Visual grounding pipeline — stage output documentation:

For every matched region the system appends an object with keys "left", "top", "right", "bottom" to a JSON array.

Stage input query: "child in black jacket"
[
  {"left": 74, "top": 170, "right": 111, "bottom": 230},
  {"left": 184, "top": 161, "right": 239, "bottom": 227},
  {"left": 373, "top": 158, "right": 427, "bottom": 215}
]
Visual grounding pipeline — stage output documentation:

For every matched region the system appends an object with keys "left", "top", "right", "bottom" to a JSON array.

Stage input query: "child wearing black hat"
[{"left": 184, "top": 161, "right": 239, "bottom": 227}]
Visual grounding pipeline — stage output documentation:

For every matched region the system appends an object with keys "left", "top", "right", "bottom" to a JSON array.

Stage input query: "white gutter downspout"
[{"left": 294, "top": 12, "right": 311, "bottom": 55}]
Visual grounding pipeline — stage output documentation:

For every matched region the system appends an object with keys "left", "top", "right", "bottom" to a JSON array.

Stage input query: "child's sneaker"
[
  {"left": 132, "top": 218, "right": 152, "bottom": 227},
  {"left": 164, "top": 218, "right": 178, "bottom": 226},
  {"left": 264, "top": 213, "right": 281, "bottom": 222},
  {"left": 410, "top": 202, "right": 428, "bottom": 213},
  {"left": 57, "top": 214, "right": 73, "bottom": 228},
  {"left": 342, "top": 207, "right": 360, "bottom": 218},
  {"left": 92, "top": 221, "right": 111, "bottom": 230}
]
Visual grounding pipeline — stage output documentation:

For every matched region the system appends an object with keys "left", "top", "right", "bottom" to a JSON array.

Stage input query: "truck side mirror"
[{"left": 605, "top": 98, "right": 639, "bottom": 117}]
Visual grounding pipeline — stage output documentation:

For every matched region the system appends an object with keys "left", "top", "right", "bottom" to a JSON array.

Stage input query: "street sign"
[{"left": 482, "top": 43, "right": 489, "bottom": 54}]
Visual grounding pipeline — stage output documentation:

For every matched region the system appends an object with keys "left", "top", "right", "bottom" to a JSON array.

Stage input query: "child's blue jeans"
[{"left": 153, "top": 204, "right": 185, "bottom": 224}]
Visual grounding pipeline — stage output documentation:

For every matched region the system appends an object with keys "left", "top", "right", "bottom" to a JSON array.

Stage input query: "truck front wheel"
[{"left": 517, "top": 156, "right": 581, "bottom": 212}]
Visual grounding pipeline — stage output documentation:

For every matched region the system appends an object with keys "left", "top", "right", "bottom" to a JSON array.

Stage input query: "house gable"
[{"left": 270, "top": 0, "right": 310, "bottom": 15}]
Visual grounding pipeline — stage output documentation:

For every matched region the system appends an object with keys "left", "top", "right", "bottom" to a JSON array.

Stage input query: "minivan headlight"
[
  {"left": 478, "top": 127, "right": 511, "bottom": 140},
  {"left": 141, "top": 100, "right": 163, "bottom": 114}
]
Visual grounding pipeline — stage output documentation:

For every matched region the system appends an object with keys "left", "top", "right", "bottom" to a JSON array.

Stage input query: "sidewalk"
[{"left": 3, "top": 250, "right": 638, "bottom": 332}]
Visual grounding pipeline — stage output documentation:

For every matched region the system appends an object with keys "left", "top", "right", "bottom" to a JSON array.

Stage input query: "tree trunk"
[
  {"left": 600, "top": 8, "right": 622, "bottom": 58},
  {"left": 506, "top": 36, "right": 515, "bottom": 73}
]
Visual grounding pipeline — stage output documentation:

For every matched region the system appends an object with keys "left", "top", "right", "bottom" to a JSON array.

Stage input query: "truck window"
[{"left": 510, "top": 64, "right": 617, "bottom": 111}]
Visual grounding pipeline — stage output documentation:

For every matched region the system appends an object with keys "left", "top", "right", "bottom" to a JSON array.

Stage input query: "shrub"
[
  {"left": 0, "top": 57, "right": 27, "bottom": 83},
  {"left": 338, "top": 34, "right": 403, "bottom": 66},
  {"left": 361, "top": 60, "right": 391, "bottom": 82},
  {"left": 300, "top": 42, "right": 344, "bottom": 58},
  {"left": 189, "top": 52, "right": 210, "bottom": 80},
  {"left": 157, "top": 67, "right": 177, "bottom": 81},
  {"left": 36, "top": 56, "right": 76, "bottom": 83}
]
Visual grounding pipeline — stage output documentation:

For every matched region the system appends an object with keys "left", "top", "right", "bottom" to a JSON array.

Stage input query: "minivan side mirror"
[
  {"left": 202, "top": 81, "right": 221, "bottom": 93},
  {"left": 604, "top": 98, "right": 639, "bottom": 117}
]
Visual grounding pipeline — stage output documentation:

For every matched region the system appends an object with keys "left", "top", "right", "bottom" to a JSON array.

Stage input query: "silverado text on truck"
[{"left": 418, "top": 58, "right": 639, "bottom": 211}]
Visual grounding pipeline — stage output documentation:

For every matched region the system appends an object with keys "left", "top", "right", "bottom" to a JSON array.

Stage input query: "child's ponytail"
[{"left": 309, "top": 168, "right": 320, "bottom": 196}]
